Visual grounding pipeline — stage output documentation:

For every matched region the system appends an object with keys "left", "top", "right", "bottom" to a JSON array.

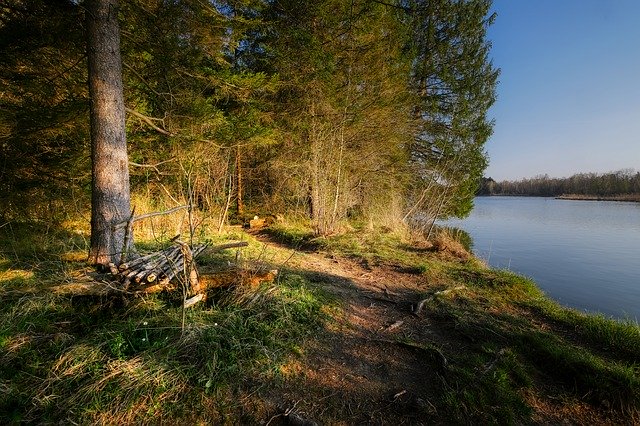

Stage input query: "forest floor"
[{"left": 1, "top": 222, "right": 639, "bottom": 424}]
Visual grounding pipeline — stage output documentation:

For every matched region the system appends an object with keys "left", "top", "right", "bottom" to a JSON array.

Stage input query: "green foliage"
[
  {"left": 406, "top": 0, "right": 499, "bottom": 224},
  {"left": 2, "top": 0, "right": 499, "bottom": 235},
  {"left": 0, "top": 1, "right": 89, "bottom": 221},
  {"left": 258, "top": 0, "right": 416, "bottom": 233}
]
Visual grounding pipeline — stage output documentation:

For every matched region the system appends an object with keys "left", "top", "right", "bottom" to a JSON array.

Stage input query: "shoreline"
[
  {"left": 477, "top": 194, "right": 640, "bottom": 202},
  {"left": 555, "top": 194, "right": 640, "bottom": 202}
]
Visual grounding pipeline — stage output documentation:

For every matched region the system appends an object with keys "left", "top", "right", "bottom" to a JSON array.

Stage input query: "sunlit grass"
[
  {"left": 268, "top": 222, "right": 640, "bottom": 421},
  {"left": 1, "top": 219, "right": 639, "bottom": 423},
  {"left": 0, "top": 225, "right": 329, "bottom": 424}
]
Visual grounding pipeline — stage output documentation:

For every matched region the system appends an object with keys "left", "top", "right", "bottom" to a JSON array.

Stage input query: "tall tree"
[
  {"left": 407, "top": 0, "right": 499, "bottom": 226},
  {"left": 86, "top": 0, "right": 132, "bottom": 265},
  {"left": 256, "top": 0, "right": 415, "bottom": 234}
]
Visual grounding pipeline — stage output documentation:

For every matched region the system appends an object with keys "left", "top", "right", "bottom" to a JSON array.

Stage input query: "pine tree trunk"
[
  {"left": 308, "top": 101, "right": 324, "bottom": 235},
  {"left": 86, "top": 0, "right": 132, "bottom": 266},
  {"left": 235, "top": 145, "right": 244, "bottom": 216}
]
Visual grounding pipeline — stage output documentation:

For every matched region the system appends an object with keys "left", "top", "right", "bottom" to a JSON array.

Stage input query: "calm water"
[{"left": 445, "top": 196, "right": 640, "bottom": 321}]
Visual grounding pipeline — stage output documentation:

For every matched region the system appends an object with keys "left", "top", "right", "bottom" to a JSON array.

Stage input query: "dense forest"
[
  {"left": 1, "top": 0, "right": 498, "bottom": 257},
  {"left": 479, "top": 169, "right": 640, "bottom": 198}
]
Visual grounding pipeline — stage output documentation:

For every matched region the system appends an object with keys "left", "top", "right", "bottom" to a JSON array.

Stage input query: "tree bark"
[
  {"left": 235, "top": 145, "right": 244, "bottom": 216},
  {"left": 86, "top": 0, "right": 132, "bottom": 266}
]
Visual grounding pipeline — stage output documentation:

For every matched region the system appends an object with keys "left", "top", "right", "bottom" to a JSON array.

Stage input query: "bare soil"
[{"left": 265, "top": 251, "right": 442, "bottom": 425}]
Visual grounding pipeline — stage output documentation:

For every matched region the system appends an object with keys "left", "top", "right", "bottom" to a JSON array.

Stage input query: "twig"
[
  {"left": 384, "top": 320, "right": 404, "bottom": 332},
  {"left": 184, "top": 293, "right": 204, "bottom": 308},
  {"left": 205, "top": 241, "right": 249, "bottom": 252},
  {"left": 113, "top": 205, "right": 189, "bottom": 229},
  {"left": 481, "top": 348, "right": 507, "bottom": 376},
  {"left": 157, "top": 183, "right": 181, "bottom": 205},
  {"left": 125, "top": 107, "right": 173, "bottom": 136},
  {"left": 412, "top": 286, "right": 466, "bottom": 315},
  {"left": 362, "top": 293, "right": 397, "bottom": 305},
  {"left": 393, "top": 390, "right": 407, "bottom": 400},
  {"left": 129, "top": 158, "right": 175, "bottom": 174},
  {"left": 279, "top": 249, "right": 298, "bottom": 269}
]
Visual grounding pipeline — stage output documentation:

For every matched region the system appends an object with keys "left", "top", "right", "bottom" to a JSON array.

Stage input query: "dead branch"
[
  {"left": 183, "top": 293, "right": 204, "bottom": 308},
  {"left": 113, "top": 205, "right": 189, "bottom": 230},
  {"left": 412, "top": 286, "right": 466, "bottom": 315},
  {"left": 383, "top": 320, "right": 404, "bottom": 332},
  {"left": 205, "top": 241, "right": 249, "bottom": 252},
  {"left": 129, "top": 158, "right": 175, "bottom": 175},
  {"left": 125, "top": 107, "right": 173, "bottom": 136}
]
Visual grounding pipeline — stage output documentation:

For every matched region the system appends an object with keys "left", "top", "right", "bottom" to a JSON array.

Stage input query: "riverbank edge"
[
  {"left": 261, "top": 223, "right": 640, "bottom": 422},
  {"left": 556, "top": 193, "right": 640, "bottom": 202},
  {"left": 476, "top": 193, "right": 640, "bottom": 202}
]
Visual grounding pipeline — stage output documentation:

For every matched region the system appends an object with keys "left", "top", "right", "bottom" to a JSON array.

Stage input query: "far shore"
[
  {"left": 477, "top": 194, "right": 640, "bottom": 202},
  {"left": 556, "top": 194, "right": 640, "bottom": 202}
]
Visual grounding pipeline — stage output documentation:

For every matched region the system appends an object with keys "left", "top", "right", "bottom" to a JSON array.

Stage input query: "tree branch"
[
  {"left": 129, "top": 158, "right": 175, "bottom": 174},
  {"left": 123, "top": 62, "right": 163, "bottom": 97},
  {"left": 125, "top": 107, "right": 173, "bottom": 136},
  {"left": 113, "top": 205, "right": 189, "bottom": 229}
]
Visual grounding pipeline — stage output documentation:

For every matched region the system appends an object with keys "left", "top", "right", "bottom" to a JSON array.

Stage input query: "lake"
[{"left": 444, "top": 196, "right": 640, "bottom": 321}]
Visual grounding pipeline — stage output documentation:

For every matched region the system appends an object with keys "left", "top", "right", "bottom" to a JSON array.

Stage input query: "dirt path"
[{"left": 257, "top": 239, "right": 449, "bottom": 425}]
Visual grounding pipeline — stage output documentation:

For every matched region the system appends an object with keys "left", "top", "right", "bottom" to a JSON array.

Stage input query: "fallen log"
[
  {"left": 52, "top": 241, "right": 251, "bottom": 298},
  {"left": 198, "top": 268, "right": 278, "bottom": 292}
]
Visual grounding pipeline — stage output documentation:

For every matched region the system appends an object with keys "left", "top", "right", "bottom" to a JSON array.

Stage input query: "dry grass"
[
  {"left": 431, "top": 228, "right": 472, "bottom": 260},
  {"left": 0, "top": 225, "right": 328, "bottom": 424}
]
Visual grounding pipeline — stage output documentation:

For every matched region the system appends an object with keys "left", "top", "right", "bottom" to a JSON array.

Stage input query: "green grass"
[
  {"left": 527, "top": 298, "right": 640, "bottom": 361},
  {"left": 267, "top": 221, "right": 435, "bottom": 271},
  {"left": 423, "top": 263, "right": 640, "bottom": 421},
  {"left": 0, "top": 229, "right": 328, "bottom": 424},
  {"left": 2, "top": 220, "right": 639, "bottom": 423}
]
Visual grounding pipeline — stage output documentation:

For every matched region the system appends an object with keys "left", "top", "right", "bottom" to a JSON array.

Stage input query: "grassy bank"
[
  {"left": 1, "top": 220, "right": 639, "bottom": 424},
  {"left": 265, "top": 222, "right": 640, "bottom": 423}
]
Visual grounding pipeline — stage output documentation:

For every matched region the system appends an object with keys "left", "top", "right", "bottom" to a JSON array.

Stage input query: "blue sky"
[{"left": 485, "top": 0, "right": 640, "bottom": 180}]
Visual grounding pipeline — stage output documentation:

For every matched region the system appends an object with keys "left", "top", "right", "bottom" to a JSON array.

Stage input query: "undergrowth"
[{"left": 0, "top": 227, "right": 328, "bottom": 424}]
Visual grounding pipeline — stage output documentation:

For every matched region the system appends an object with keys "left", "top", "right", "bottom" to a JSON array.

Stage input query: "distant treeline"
[{"left": 479, "top": 170, "right": 640, "bottom": 197}]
